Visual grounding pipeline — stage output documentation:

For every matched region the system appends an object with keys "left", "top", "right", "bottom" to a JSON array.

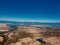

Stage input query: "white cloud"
[{"left": 0, "top": 17, "right": 60, "bottom": 23}]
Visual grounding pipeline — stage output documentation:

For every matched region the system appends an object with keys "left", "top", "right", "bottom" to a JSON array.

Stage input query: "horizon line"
[{"left": 0, "top": 18, "right": 60, "bottom": 23}]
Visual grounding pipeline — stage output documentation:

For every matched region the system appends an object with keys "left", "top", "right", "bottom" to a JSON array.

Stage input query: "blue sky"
[{"left": 0, "top": 0, "right": 60, "bottom": 22}]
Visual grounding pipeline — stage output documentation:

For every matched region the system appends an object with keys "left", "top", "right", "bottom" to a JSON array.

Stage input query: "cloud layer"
[{"left": 0, "top": 18, "right": 60, "bottom": 23}]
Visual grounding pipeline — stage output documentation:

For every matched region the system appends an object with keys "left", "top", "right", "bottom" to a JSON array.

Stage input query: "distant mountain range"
[
  {"left": 0, "top": 20, "right": 60, "bottom": 27},
  {"left": 0, "top": 20, "right": 20, "bottom": 24}
]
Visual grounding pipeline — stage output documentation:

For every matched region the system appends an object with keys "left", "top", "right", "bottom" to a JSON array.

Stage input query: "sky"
[{"left": 0, "top": 0, "right": 60, "bottom": 22}]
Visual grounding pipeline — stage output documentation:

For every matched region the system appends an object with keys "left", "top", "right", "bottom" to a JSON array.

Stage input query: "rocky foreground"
[{"left": 0, "top": 25, "right": 60, "bottom": 45}]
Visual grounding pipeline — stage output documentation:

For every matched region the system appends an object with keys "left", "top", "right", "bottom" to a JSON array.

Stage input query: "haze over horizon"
[{"left": 0, "top": 0, "right": 60, "bottom": 22}]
